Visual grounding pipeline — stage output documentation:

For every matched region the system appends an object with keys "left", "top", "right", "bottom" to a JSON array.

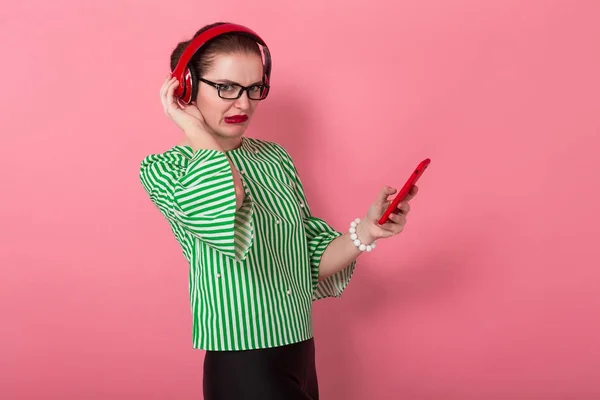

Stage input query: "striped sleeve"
[
  {"left": 272, "top": 144, "right": 356, "bottom": 300},
  {"left": 304, "top": 217, "right": 357, "bottom": 300},
  {"left": 139, "top": 147, "right": 254, "bottom": 261}
]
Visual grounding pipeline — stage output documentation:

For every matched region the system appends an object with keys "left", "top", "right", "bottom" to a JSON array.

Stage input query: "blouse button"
[
  {"left": 299, "top": 203, "right": 304, "bottom": 208},
  {"left": 216, "top": 273, "right": 221, "bottom": 279},
  {"left": 276, "top": 219, "right": 281, "bottom": 224},
  {"left": 286, "top": 289, "right": 291, "bottom": 295}
]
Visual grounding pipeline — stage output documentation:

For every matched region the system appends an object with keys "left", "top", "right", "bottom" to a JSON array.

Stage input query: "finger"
[
  {"left": 164, "top": 77, "right": 177, "bottom": 98},
  {"left": 176, "top": 95, "right": 186, "bottom": 109},
  {"left": 160, "top": 76, "right": 174, "bottom": 99},
  {"left": 397, "top": 202, "right": 410, "bottom": 214},
  {"left": 404, "top": 185, "right": 419, "bottom": 201},
  {"left": 388, "top": 212, "right": 406, "bottom": 225},
  {"left": 384, "top": 217, "right": 405, "bottom": 235},
  {"left": 373, "top": 214, "right": 406, "bottom": 238},
  {"left": 159, "top": 80, "right": 168, "bottom": 107},
  {"left": 376, "top": 219, "right": 398, "bottom": 233},
  {"left": 166, "top": 79, "right": 180, "bottom": 111},
  {"left": 378, "top": 186, "right": 397, "bottom": 203},
  {"left": 160, "top": 77, "right": 176, "bottom": 112}
]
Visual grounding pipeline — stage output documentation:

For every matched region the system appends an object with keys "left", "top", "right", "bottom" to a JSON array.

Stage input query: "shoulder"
[
  {"left": 140, "top": 143, "right": 193, "bottom": 169},
  {"left": 244, "top": 138, "right": 294, "bottom": 162}
]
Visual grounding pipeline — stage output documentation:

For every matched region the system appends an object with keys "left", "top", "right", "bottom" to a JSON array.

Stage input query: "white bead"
[{"left": 349, "top": 217, "right": 375, "bottom": 253}]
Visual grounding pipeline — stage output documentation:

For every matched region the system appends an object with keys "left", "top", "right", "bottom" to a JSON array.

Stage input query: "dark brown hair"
[{"left": 169, "top": 22, "right": 263, "bottom": 78}]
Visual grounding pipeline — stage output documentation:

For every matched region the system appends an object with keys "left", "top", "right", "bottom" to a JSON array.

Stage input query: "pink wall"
[{"left": 2, "top": 0, "right": 599, "bottom": 398}]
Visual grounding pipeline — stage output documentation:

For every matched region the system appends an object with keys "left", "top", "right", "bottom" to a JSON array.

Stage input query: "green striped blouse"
[{"left": 139, "top": 137, "right": 356, "bottom": 351}]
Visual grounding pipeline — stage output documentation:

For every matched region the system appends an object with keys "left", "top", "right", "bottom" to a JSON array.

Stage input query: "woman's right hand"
[
  {"left": 160, "top": 75, "right": 209, "bottom": 135},
  {"left": 160, "top": 75, "right": 243, "bottom": 208}
]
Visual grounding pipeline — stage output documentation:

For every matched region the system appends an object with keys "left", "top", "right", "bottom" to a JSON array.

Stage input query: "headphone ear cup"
[
  {"left": 188, "top": 66, "right": 199, "bottom": 104},
  {"left": 177, "top": 67, "right": 196, "bottom": 105}
]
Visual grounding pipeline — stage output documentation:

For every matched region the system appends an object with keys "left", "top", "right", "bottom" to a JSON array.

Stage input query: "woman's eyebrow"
[{"left": 216, "top": 79, "right": 264, "bottom": 86}]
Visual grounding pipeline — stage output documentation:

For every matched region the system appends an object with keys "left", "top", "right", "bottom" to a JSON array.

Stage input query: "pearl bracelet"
[{"left": 349, "top": 218, "right": 376, "bottom": 252}]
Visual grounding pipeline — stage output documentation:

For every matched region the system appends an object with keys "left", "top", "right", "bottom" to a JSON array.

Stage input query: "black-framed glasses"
[{"left": 199, "top": 78, "right": 270, "bottom": 100}]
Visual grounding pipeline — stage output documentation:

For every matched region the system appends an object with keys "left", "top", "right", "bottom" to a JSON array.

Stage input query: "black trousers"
[{"left": 203, "top": 337, "right": 319, "bottom": 400}]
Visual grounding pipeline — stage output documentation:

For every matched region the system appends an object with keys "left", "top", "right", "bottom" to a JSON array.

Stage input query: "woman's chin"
[{"left": 220, "top": 122, "right": 249, "bottom": 136}]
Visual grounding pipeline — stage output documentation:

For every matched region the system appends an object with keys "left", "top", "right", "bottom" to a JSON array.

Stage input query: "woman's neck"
[{"left": 177, "top": 136, "right": 243, "bottom": 153}]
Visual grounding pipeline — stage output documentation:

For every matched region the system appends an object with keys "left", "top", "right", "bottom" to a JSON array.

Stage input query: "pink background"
[{"left": 2, "top": 0, "right": 599, "bottom": 399}]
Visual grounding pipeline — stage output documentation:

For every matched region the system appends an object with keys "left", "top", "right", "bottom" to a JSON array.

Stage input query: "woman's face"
[{"left": 194, "top": 51, "right": 265, "bottom": 147}]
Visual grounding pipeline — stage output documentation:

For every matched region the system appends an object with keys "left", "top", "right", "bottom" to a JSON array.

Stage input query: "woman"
[{"left": 139, "top": 21, "right": 418, "bottom": 400}]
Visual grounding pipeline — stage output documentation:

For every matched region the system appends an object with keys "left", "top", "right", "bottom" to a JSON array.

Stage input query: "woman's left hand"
[{"left": 355, "top": 185, "right": 419, "bottom": 245}]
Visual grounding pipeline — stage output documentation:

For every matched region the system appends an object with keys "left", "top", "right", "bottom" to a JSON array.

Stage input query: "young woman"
[{"left": 139, "top": 21, "right": 418, "bottom": 400}]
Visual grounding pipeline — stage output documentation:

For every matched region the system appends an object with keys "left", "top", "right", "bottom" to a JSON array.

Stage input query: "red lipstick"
[{"left": 224, "top": 115, "right": 248, "bottom": 124}]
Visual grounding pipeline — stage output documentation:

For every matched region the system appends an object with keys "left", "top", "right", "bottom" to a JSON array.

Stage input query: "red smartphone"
[{"left": 378, "top": 158, "right": 431, "bottom": 225}]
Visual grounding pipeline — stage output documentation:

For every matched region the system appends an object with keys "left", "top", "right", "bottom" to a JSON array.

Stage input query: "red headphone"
[{"left": 171, "top": 23, "right": 272, "bottom": 104}]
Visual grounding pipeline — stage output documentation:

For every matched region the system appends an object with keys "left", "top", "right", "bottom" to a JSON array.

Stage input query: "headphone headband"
[{"left": 171, "top": 23, "right": 271, "bottom": 104}]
